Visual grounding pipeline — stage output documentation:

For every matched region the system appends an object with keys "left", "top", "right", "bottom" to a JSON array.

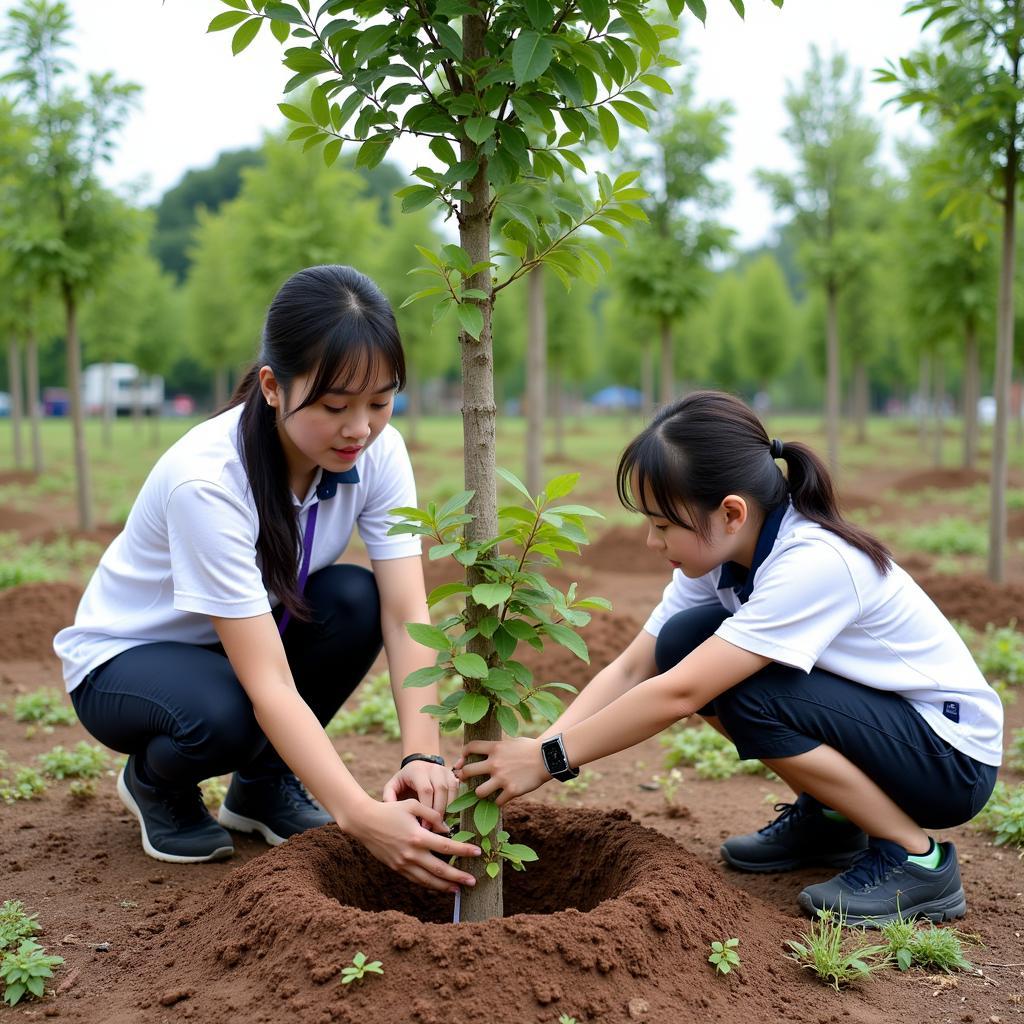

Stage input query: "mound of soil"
[
  {"left": 0, "top": 581, "right": 82, "bottom": 662},
  {"left": 890, "top": 467, "right": 989, "bottom": 492},
  {"left": 581, "top": 524, "right": 667, "bottom": 575},
  {"left": 136, "top": 804, "right": 832, "bottom": 1024},
  {"left": 916, "top": 572, "right": 1024, "bottom": 630}
]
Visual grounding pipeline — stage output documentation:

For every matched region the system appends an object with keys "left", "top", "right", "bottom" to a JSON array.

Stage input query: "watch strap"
[{"left": 400, "top": 753, "right": 446, "bottom": 769}]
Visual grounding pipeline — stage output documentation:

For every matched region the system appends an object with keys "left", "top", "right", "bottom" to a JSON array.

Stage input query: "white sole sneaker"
[
  {"left": 117, "top": 768, "right": 234, "bottom": 864},
  {"left": 217, "top": 805, "right": 288, "bottom": 846}
]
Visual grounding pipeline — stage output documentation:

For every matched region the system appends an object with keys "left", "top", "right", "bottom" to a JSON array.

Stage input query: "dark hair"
[
  {"left": 225, "top": 265, "right": 406, "bottom": 620},
  {"left": 616, "top": 390, "right": 891, "bottom": 574}
]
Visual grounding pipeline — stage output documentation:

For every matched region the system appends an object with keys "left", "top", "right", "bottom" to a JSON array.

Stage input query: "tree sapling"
[
  {"left": 340, "top": 952, "right": 383, "bottom": 985},
  {"left": 708, "top": 937, "right": 740, "bottom": 975}
]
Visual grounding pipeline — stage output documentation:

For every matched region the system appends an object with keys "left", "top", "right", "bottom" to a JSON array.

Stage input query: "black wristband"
[{"left": 400, "top": 753, "right": 446, "bottom": 769}]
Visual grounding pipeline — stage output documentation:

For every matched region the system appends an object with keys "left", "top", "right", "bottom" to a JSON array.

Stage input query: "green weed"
[
  {"left": 650, "top": 768, "right": 684, "bottom": 810},
  {"left": 200, "top": 776, "right": 228, "bottom": 808},
  {"left": 786, "top": 909, "right": 891, "bottom": 990},
  {"left": 1008, "top": 728, "right": 1024, "bottom": 772},
  {"left": 661, "top": 724, "right": 774, "bottom": 780},
  {"left": 553, "top": 767, "right": 600, "bottom": 801},
  {"left": 0, "top": 764, "right": 48, "bottom": 803},
  {"left": 0, "top": 903, "right": 40, "bottom": 950},
  {"left": 708, "top": 938, "right": 740, "bottom": 975},
  {"left": 891, "top": 518, "right": 988, "bottom": 557},
  {"left": 0, "top": 939, "right": 64, "bottom": 1006},
  {"left": 340, "top": 951, "right": 383, "bottom": 985},
  {"left": 976, "top": 781, "right": 1024, "bottom": 849},
  {"left": 0, "top": 532, "right": 101, "bottom": 590},
  {"left": 68, "top": 779, "right": 98, "bottom": 801},
  {"left": 880, "top": 907, "right": 974, "bottom": 973},
  {"left": 37, "top": 741, "right": 108, "bottom": 780},
  {"left": 974, "top": 622, "right": 1024, "bottom": 689},
  {"left": 12, "top": 689, "right": 76, "bottom": 727},
  {"left": 326, "top": 672, "right": 400, "bottom": 740}
]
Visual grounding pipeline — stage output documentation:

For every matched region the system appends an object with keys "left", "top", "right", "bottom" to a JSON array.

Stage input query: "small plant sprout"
[
  {"left": 199, "top": 776, "right": 228, "bottom": 808},
  {"left": 0, "top": 902, "right": 40, "bottom": 950},
  {"left": 786, "top": 909, "right": 890, "bottom": 990},
  {"left": 554, "top": 767, "right": 599, "bottom": 802},
  {"left": 708, "top": 938, "right": 740, "bottom": 975},
  {"left": 558, "top": 1015, "right": 579, "bottom": 1024},
  {"left": 68, "top": 779, "right": 97, "bottom": 801},
  {"left": 1006, "top": 727, "right": 1024, "bottom": 772},
  {"left": 652, "top": 768, "right": 684, "bottom": 810},
  {"left": 0, "top": 938, "right": 64, "bottom": 1006},
  {"left": 12, "top": 689, "right": 76, "bottom": 728},
  {"left": 37, "top": 741, "right": 108, "bottom": 780},
  {"left": 0, "top": 764, "right": 48, "bottom": 803},
  {"left": 340, "top": 952, "right": 383, "bottom": 985},
  {"left": 977, "top": 781, "right": 1024, "bottom": 851}
]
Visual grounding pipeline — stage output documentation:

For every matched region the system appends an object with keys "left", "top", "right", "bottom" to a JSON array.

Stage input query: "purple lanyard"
[{"left": 277, "top": 502, "right": 319, "bottom": 636}]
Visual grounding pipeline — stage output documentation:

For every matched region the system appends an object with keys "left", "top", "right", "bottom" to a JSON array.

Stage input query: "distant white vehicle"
[
  {"left": 978, "top": 396, "right": 996, "bottom": 426},
  {"left": 83, "top": 363, "right": 164, "bottom": 417}
]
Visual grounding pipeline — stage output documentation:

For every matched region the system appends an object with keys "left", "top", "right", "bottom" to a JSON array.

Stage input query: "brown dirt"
[
  {"left": 889, "top": 467, "right": 992, "bottom": 492},
  {"left": 2, "top": 469, "right": 1023, "bottom": 1023}
]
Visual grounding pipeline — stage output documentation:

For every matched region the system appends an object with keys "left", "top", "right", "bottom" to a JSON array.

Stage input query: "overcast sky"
[{"left": 0, "top": 0, "right": 931, "bottom": 249}]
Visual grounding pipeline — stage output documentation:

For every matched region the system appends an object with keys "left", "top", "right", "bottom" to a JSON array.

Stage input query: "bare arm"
[{"left": 211, "top": 612, "right": 479, "bottom": 890}]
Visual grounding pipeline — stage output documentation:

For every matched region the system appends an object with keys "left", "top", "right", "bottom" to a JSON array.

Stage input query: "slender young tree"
[
  {"left": 880, "top": 7, "right": 1021, "bottom": 579},
  {"left": 208, "top": 0, "right": 776, "bottom": 921},
  {"left": 759, "top": 47, "right": 881, "bottom": 473},
  {"left": 1, "top": 0, "right": 139, "bottom": 530}
]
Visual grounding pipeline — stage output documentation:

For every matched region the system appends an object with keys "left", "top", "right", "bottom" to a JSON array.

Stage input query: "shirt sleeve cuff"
[
  {"left": 173, "top": 592, "right": 272, "bottom": 618},
  {"left": 365, "top": 538, "right": 422, "bottom": 560},
  {"left": 714, "top": 620, "right": 816, "bottom": 673}
]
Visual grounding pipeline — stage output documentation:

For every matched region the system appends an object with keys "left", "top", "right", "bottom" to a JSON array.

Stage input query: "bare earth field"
[{"left": 1, "top": 440, "right": 1023, "bottom": 1024}]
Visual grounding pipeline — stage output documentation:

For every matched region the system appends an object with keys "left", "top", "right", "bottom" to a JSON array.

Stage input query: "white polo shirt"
[
  {"left": 54, "top": 405, "right": 421, "bottom": 692},
  {"left": 644, "top": 502, "right": 1003, "bottom": 767}
]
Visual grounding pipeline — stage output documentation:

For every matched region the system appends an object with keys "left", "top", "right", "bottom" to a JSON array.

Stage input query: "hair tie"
[{"left": 769, "top": 438, "right": 785, "bottom": 459}]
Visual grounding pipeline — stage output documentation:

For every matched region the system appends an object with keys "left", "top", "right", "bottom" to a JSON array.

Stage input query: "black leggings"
[
  {"left": 70, "top": 565, "right": 383, "bottom": 787},
  {"left": 654, "top": 605, "right": 998, "bottom": 830}
]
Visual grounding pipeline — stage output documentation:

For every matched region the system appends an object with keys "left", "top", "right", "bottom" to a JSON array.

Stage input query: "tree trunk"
[
  {"left": 64, "top": 282, "right": 93, "bottom": 531},
  {"left": 457, "top": 3, "right": 501, "bottom": 923},
  {"left": 932, "top": 351, "right": 944, "bottom": 468},
  {"left": 7, "top": 339, "right": 24, "bottom": 469},
  {"left": 988, "top": 150, "right": 1016, "bottom": 583},
  {"left": 640, "top": 341, "right": 654, "bottom": 420},
  {"left": 918, "top": 349, "right": 931, "bottom": 455},
  {"left": 853, "top": 359, "right": 868, "bottom": 444},
  {"left": 962, "top": 316, "right": 980, "bottom": 470},
  {"left": 213, "top": 366, "right": 228, "bottom": 411},
  {"left": 525, "top": 262, "right": 546, "bottom": 495},
  {"left": 26, "top": 332, "right": 43, "bottom": 474},
  {"left": 552, "top": 362, "right": 565, "bottom": 458},
  {"left": 406, "top": 359, "right": 421, "bottom": 447},
  {"left": 825, "top": 279, "right": 841, "bottom": 474},
  {"left": 659, "top": 317, "right": 673, "bottom": 407}
]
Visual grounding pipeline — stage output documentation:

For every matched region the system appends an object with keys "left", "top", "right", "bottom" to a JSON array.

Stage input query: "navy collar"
[
  {"left": 717, "top": 500, "right": 788, "bottom": 604},
  {"left": 316, "top": 467, "right": 360, "bottom": 500}
]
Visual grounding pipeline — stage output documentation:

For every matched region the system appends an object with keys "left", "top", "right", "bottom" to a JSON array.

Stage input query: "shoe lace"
[
  {"left": 280, "top": 773, "right": 318, "bottom": 810},
  {"left": 837, "top": 843, "right": 905, "bottom": 891},
  {"left": 161, "top": 785, "right": 211, "bottom": 829},
  {"left": 757, "top": 801, "right": 811, "bottom": 837}
]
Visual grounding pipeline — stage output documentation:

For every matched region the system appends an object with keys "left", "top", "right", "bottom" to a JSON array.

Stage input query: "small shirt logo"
[{"left": 942, "top": 701, "right": 960, "bottom": 723}]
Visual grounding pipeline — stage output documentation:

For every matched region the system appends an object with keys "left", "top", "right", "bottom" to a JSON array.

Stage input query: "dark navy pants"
[
  {"left": 71, "top": 565, "right": 382, "bottom": 787},
  {"left": 654, "top": 605, "right": 998, "bottom": 830}
]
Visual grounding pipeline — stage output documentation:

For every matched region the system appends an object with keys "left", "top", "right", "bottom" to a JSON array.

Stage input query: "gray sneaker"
[
  {"left": 797, "top": 837, "right": 967, "bottom": 927},
  {"left": 218, "top": 773, "right": 332, "bottom": 846},
  {"left": 117, "top": 755, "right": 234, "bottom": 864}
]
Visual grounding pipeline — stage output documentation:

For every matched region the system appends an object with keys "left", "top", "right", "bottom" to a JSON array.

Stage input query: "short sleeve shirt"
[
  {"left": 54, "top": 405, "right": 421, "bottom": 691},
  {"left": 643, "top": 502, "right": 1004, "bottom": 767}
]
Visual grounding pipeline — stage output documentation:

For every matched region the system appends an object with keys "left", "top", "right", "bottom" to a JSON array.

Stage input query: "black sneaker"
[
  {"left": 117, "top": 755, "right": 234, "bottom": 864},
  {"left": 720, "top": 794, "right": 868, "bottom": 873},
  {"left": 797, "top": 837, "right": 967, "bottom": 927},
  {"left": 217, "top": 773, "right": 332, "bottom": 846}
]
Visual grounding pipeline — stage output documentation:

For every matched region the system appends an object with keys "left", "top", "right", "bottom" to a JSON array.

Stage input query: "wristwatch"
[
  {"left": 400, "top": 753, "right": 446, "bottom": 769},
  {"left": 540, "top": 734, "right": 580, "bottom": 783}
]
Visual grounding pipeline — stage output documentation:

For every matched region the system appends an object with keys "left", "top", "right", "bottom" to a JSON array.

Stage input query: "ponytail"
[
  {"left": 777, "top": 440, "right": 891, "bottom": 574},
  {"left": 617, "top": 390, "right": 892, "bottom": 575}
]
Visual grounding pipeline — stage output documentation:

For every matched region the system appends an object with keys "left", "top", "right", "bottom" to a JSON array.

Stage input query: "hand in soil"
[
  {"left": 456, "top": 738, "right": 550, "bottom": 805},
  {"left": 348, "top": 797, "right": 481, "bottom": 892},
  {"left": 381, "top": 761, "right": 460, "bottom": 816}
]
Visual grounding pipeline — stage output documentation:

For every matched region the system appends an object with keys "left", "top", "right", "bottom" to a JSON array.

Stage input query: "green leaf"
[
  {"left": 279, "top": 102, "right": 311, "bottom": 123},
  {"left": 428, "top": 542, "right": 461, "bottom": 561},
  {"left": 485, "top": 861, "right": 500, "bottom": 878},
  {"left": 542, "top": 472, "right": 579, "bottom": 500},
  {"left": 597, "top": 106, "right": 619, "bottom": 150},
  {"left": 404, "top": 665, "right": 448, "bottom": 688},
  {"left": 512, "top": 30, "right": 555, "bottom": 85},
  {"left": 447, "top": 790, "right": 479, "bottom": 813},
  {"left": 577, "top": 0, "right": 609, "bottom": 30},
  {"left": 400, "top": 186, "right": 437, "bottom": 213},
  {"left": 406, "top": 623, "right": 452, "bottom": 651},
  {"left": 208, "top": 11, "right": 251, "bottom": 31},
  {"left": 474, "top": 798, "right": 500, "bottom": 835},
  {"left": 457, "top": 692, "right": 491, "bottom": 724},
  {"left": 427, "top": 582, "right": 472, "bottom": 606},
  {"left": 456, "top": 303, "right": 484, "bottom": 339},
  {"left": 356, "top": 136, "right": 393, "bottom": 169},
  {"left": 453, "top": 653, "right": 489, "bottom": 679},
  {"left": 542, "top": 622, "right": 589, "bottom": 663},
  {"left": 271, "top": 18, "right": 291, "bottom": 42},
  {"left": 728, "top": 0, "right": 744, "bottom": 13},
  {"left": 500, "top": 843, "right": 538, "bottom": 862},
  {"left": 434, "top": 20, "right": 463, "bottom": 58},
  {"left": 231, "top": 17, "right": 263, "bottom": 54},
  {"left": 465, "top": 116, "right": 497, "bottom": 144},
  {"left": 323, "top": 138, "right": 342, "bottom": 166},
  {"left": 492, "top": 625, "right": 517, "bottom": 662},
  {"left": 496, "top": 466, "right": 533, "bottom": 502},
  {"left": 502, "top": 619, "right": 536, "bottom": 641},
  {"left": 495, "top": 704, "right": 520, "bottom": 736},
  {"left": 685, "top": 0, "right": 708, "bottom": 22},
  {"left": 610, "top": 99, "right": 649, "bottom": 131},
  {"left": 471, "top": 583, "right": 512, "bottom": 608},
  {"left": 311, "top": 86, "right": 330, "bottom": 125},
  {"left": 265, "top": 2, "right": 306, "bottom": 23}
]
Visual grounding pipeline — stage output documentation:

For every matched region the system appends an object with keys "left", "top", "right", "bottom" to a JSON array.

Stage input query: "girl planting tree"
[
  {"left": 457, "top": 390, "right": 1002, "bottom": 925},
  {"left": 54, "top": 265, "right": 480, "bottom": 889}
]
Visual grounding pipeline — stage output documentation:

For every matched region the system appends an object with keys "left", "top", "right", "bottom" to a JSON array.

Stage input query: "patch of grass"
[
  {"left": 661, "top": 723, "right": 774, "bottom": 780},
  {"left": 0, "top": 532, "right": 102, "bottom": 590},
  {"left": 880, "top": 909, "right": 975, "bottom": 973},
  {"left": 786, "top": 909, "right": 891, "bottom": 990},
  {"left": 67, "top": 779, "right": 98, "bottom": 801},
  {"left": 975, "top": 781, "right": 1024, "bottom": 850},
  {"left": 974, "top": 622, "right": 1024, "bottom": 689},
  {"left": 12, "top": 690, "right": 76, "bottom": 727},
  {"left": 0, "top": 762, "right": 48, "bottom": 803},
  {"left": 889, "top": 518, "right": 988, "bottom": 557},
  {"left": 326, "top": 672, "right": 401, "bottom": 740},
  {"left": 37, "top": 742, "right": 108, "bottom": 780},
  {"left": 1007, "top": 728, "right": 1024, "bottom": 772},
  {"left": 0, "top": 903, "right": 40, "bottom": 950}
]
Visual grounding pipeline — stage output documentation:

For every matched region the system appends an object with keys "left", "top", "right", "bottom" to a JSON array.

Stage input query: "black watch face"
[{"left": 543, "top": 739, "right": 569, "bottom": 775}]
